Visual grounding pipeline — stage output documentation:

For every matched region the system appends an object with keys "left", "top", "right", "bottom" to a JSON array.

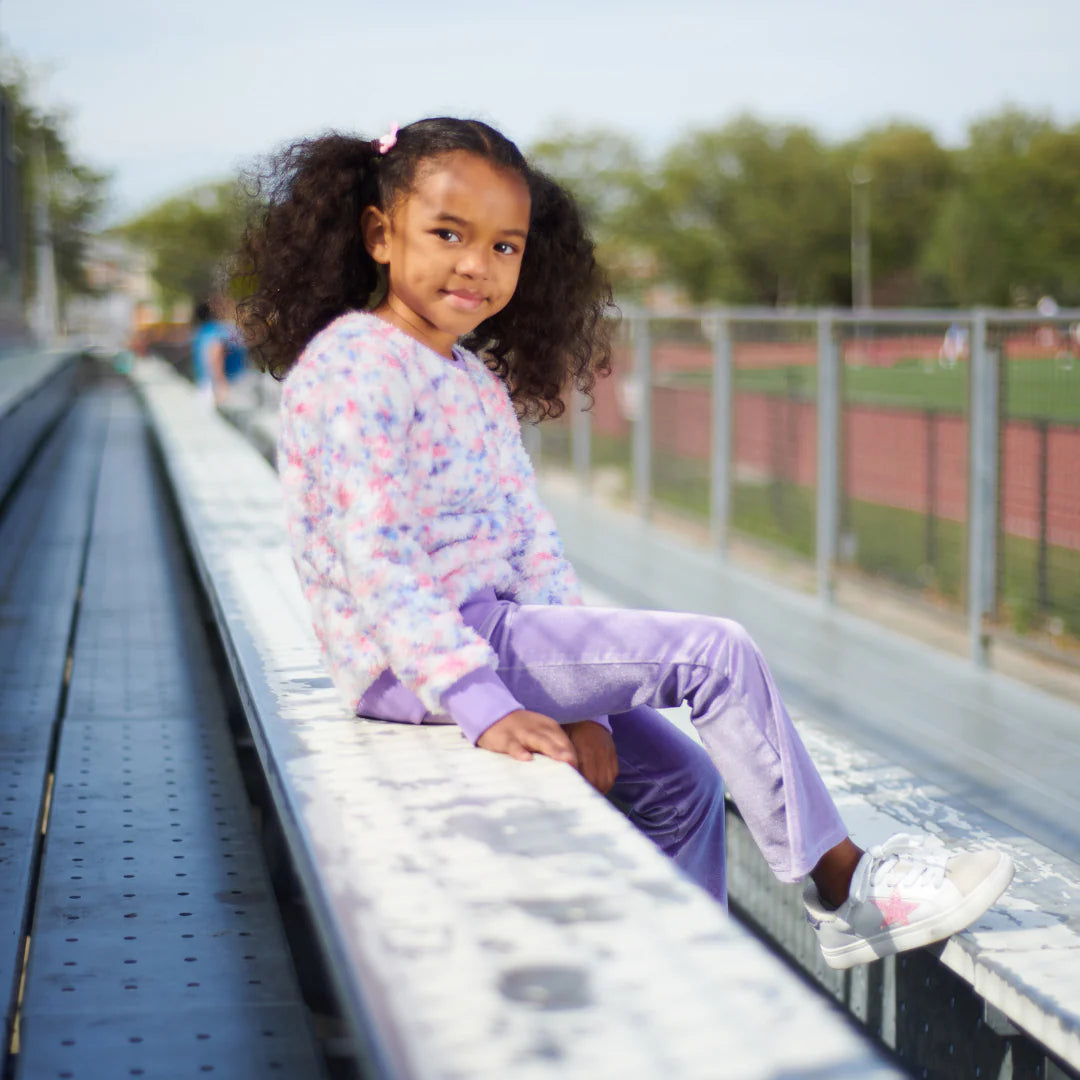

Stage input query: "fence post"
[
  {"left": 707, "top": 312, "right": 732, "bottom": 553},
  {"left": 632, "top": 314, "right": 652, "bottom": 518},
  {"left": 967, "top": 310, "right": 998, "bottom": 666},
  {"left": 925, "top": 408, "right": 938, "bottom": 573},
  {"left": 571, "top": 387, "right": 591, "bottom": 490},
  {"left": 816, "top": 311, "right": 840, "bottom": 603},
  {"left": 1036, "top": 418, "right": 1049, "bottom": 613}
]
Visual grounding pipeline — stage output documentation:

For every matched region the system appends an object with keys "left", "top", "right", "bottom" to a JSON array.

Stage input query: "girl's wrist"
[{"left": 440, "top": 667, "right": 523, "bottom": 744}]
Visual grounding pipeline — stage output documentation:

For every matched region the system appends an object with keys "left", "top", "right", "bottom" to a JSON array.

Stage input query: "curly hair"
[{"left": 235, "top": 117, "right": 613, "bottom": 419}]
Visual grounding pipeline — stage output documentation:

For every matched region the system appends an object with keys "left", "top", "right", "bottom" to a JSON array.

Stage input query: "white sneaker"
[{"left": 803, "top": 833, "right": 1014, "bottom": 970}]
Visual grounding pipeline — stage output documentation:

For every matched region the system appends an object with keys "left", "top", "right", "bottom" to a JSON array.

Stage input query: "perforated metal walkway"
[{"left": 1, "top": 380, "right": 323, "bottom": 1078}]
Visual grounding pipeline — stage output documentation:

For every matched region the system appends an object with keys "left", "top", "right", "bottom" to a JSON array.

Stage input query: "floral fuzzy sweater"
[{"left": 278, "top": 312, "right": 583, "bottom": 742}]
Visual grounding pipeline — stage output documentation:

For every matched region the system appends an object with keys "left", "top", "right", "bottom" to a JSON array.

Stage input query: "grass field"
[{"left": 670, "top": 355, "right": 1080, "bottom": 424}]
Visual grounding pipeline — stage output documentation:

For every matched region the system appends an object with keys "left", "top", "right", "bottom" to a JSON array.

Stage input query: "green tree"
[
  {"left": 1025, "top": 121, "right": 1080, "bottom": 304},
  {"left": 647, "top": 116, "right": 851, "bottom": 306},
  {"left": 118, "top": 179, "right": 251, "bottom": 307},
  {"left": 922, "top": 109, "right": 1080, "bottom": 306},
  {"left": 0, "top": 57, "right": 110, "bottom": 310},
  {"left": 530, "top": 113, "right": 1080, "bottom": 311},
  {"left": 530, "top": 126, "right": 654, "bottom": 298},
  {"left": 842, "top": 124, "right": 954, "bottom": 305}
]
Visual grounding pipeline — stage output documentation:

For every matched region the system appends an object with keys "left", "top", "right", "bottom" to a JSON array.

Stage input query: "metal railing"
[{"left": 533, "top": 307, "right": 1080, "bottom": 666}]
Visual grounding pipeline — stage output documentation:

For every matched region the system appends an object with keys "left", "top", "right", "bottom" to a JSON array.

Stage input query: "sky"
[{"left": 5, "top": 0, "right": 1079, "bottom": 222}]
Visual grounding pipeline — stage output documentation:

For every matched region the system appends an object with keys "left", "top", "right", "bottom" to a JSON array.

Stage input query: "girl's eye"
[
  {"left": 494, "top": 242, "right": 518, "bottom": 256},
  {"left": 434, "top": 229, "right": 461, "bottom": 243}
]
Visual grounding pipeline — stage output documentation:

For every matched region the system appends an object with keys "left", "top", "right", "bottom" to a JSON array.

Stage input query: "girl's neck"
[{"left": 371, "top": 300, "right": 457, "bottom": 360}]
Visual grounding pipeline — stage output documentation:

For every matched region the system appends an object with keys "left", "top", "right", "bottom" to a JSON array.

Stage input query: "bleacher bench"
[
  {"left": 0, "top": 349, "right": 83, "bottom": 505},
  {"left": 133, "top": 357, "right": 904, "bottom": 1078}
]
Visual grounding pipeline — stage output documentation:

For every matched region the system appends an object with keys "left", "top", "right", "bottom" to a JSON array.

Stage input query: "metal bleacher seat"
[
  {"left": 0, "top": 349, "right": 82, "bottom": 505},
  {"left": 133, "top": 356, "right": 905, "bottom": 1080}
]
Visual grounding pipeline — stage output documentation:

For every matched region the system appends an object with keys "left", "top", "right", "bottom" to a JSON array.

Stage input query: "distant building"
[{"left": 65, "top": 236, "right": 154, "bottom": 354}]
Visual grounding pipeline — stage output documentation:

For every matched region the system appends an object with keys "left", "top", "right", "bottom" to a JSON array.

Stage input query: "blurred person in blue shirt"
[{"left": 192, "top": 298, "right": 248, "bottom": 406}]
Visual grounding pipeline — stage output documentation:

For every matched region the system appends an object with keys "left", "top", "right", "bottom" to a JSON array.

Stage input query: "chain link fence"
[
  {"left": 993, "top": 318, "right": 1080, "bottom": 645},
  {"left": 836, "top": 317, "right": 968, "bottom": 607},
  {"left": 531, "top": 307, "right": 1080, "bottom": 666}
]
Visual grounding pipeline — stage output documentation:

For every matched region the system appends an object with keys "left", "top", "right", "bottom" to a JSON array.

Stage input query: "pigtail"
[
  {"left": 235, "top": 134, "right": 383, "bottom": 379},
  {"left": 472, "top": 170, "right": 614, "bottom": 421}
]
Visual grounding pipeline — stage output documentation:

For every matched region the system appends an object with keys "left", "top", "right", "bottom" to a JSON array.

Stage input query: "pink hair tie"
[{"left": 376, "top": 123, "right": 399, "bottom": 155}]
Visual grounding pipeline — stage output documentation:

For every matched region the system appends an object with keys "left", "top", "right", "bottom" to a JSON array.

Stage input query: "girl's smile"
[
  {"left": 443, "top": 288, "right": 485, "bottom": 312},
  {"left": 362, "top": 152, "right": 531, "bottom": 358}
]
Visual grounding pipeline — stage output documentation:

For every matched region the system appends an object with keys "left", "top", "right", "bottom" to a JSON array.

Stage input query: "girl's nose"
[{"left": 456, "top": 246, "right": 489, "bottom": 278}]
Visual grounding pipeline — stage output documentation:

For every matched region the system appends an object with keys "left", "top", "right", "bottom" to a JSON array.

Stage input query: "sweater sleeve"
[{"left": 288, "top": 344, "right": 519, "bottom": 730}]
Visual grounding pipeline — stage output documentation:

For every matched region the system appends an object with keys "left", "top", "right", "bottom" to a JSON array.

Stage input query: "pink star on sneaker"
[{"left": 872, "top": 888, "right": 920, "bottom": 927}]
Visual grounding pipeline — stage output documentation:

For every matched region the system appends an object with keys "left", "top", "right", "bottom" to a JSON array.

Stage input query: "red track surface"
[{"left": 584, "top": 343, "right": 1080, "bottom": 551}]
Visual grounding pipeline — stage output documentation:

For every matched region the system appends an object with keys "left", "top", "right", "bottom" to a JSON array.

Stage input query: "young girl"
[{"left": 237, "top": 116, "right": 1012, "bottom": 970}]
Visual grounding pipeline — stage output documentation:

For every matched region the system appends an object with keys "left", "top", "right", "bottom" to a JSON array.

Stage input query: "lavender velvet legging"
[
  {"left": 359, "top": 593, "right": 849, "bottom": 906},
  {"left": 453, "top": 593, "right": 849, "bottom": 906}
]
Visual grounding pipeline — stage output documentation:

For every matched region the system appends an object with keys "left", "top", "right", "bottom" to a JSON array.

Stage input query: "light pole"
[
  {"left": 850, "top": 165, "right": 872, "bottom": 309},
  {"left": 31, "top": 134, "right": 60, "bottom": 347}
]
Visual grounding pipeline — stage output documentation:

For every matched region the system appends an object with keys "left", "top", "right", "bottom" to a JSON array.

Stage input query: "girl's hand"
[
  {"left": 564, "top": 720, "right": 620, "bottom": 795},
  {"left": 477, "top": 710, "right": 579, "bottom": 768}
]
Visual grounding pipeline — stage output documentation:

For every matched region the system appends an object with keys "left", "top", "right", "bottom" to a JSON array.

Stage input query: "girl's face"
[{"left": 362, "top": 151, "right": 531, "bottom": 359}]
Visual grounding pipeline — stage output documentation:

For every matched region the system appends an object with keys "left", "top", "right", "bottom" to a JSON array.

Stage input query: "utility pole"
[
  {"left": 31, "top": 133, "right": 59, "bottom": 346},
  {"left": 850, "top": 166, "right": 872, "bottom": 309}
]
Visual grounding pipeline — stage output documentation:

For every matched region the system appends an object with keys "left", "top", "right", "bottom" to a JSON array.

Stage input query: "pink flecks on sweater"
[{"left": 278, "top": 311, "right": 582, "bottom": 719}]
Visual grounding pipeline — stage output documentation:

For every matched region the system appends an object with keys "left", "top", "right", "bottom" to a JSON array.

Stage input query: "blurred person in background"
[{"left": 191, "top": 296, "right": 250, "bottom": 407}]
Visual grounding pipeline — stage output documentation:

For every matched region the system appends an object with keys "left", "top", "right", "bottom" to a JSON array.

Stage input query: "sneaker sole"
[{"left": 820, "top": 851, "right": 1015, "bottom": 970}]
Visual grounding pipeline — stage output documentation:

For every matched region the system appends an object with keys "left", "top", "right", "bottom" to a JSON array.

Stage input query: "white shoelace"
[{"left": 852, "top": 833, "right": 948, "bottom": 903}]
